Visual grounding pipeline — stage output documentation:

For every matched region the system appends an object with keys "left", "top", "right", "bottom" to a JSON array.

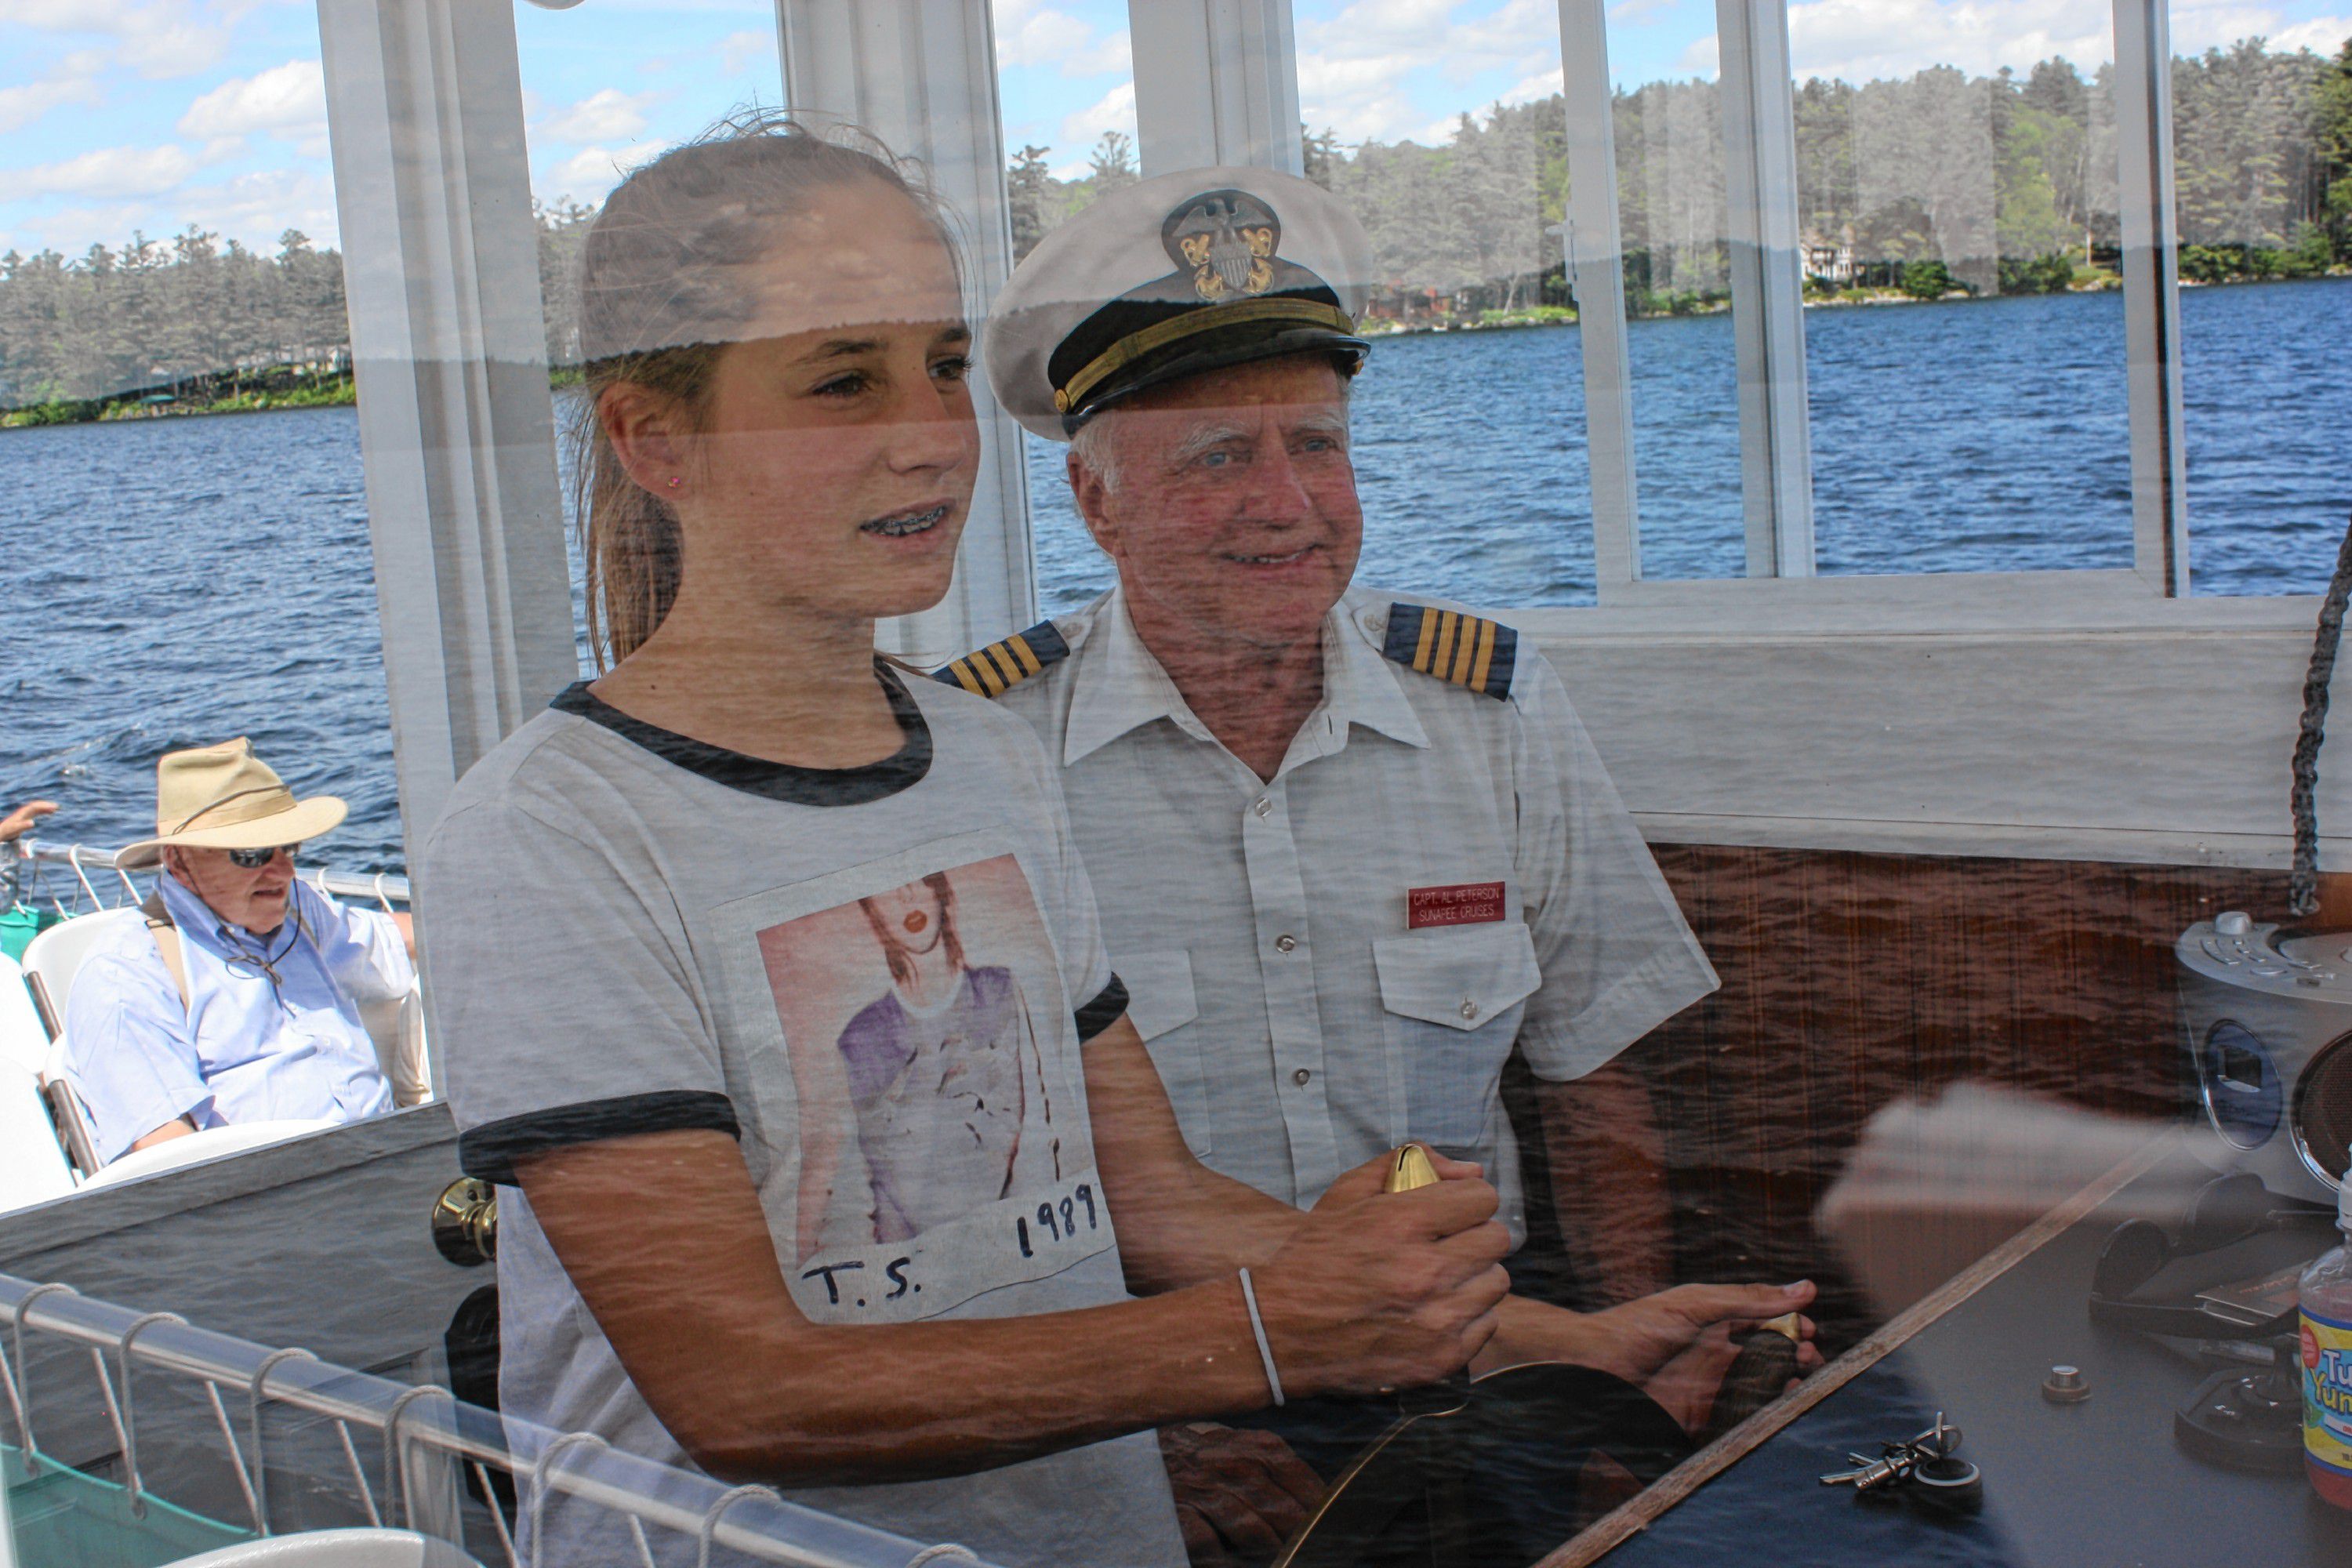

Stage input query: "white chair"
[
  {"left": 162, "top": 1528, "right": 481, "bottom": 1567},
  {"left": 0, "top": 949, "right": 49, "bottom": 1076},
  {"left": 358, "top": 985, "right": 433, "bottom": 1106},
  {"left": 0, "top": 1059, "right": 75, "bottom": 1212},
  {"left": 18, "top": 906, "right": 149, "bottom": 1041},
  {"left": 40, "top": 1036, "right": 103, "bottom": 1175},
  {"left": 78, "top": 1118, "right": 340, "bottom": 1190}
]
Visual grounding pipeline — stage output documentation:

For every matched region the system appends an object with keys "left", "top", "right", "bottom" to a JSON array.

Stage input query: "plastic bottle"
[{"left": 2301, "top": 1175, "right": 2352, "bottom": 1509}]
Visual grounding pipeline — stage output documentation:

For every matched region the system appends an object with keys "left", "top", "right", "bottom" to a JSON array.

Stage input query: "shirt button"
[
  {"left": 1275, "top": 934, "right": 1298, "bottom": 953},
  {"left": 1253, "top": 796, "right": 1272, "bottom": 818},
  {"left": 1293, "top": 1068, "right": 1312, "bottom": 1086},
  {"left": 1460, "top": 999, "right": 1480, "bottom": 1020},
  {"left": 1361, "top": 609, "right": 1385, "bottom": 634}
]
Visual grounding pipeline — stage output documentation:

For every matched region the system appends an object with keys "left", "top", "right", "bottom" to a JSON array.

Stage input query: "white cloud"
[
  {"left": 0, "top": 48, "right": 105, "bottom": 134},
  {"left": 1675, "top": 31, "right": 1720, "bottom": 78},
  {"left": 541, "top": 147, "right": 634, "bottom": 204},
  {"left": 994, "top": 0, "right": 1130, "bottom": 76},
  {"left": 718, "top": 28, "right": 772, "bottom": 77},
  {"left": 1499, "top": 65, "right": 1564, "bottom": 104},
  {"left": 172, "top": 166, "right": 341, "bottom": 249},
  {"left": 5, "top": 0, "right": 229, "bottom": 80},
  {"left": 535, "top": 87, "right": 653, "bottom": 147},
  {"left": 176, "top": 59, "right": 325, "bottom": 141},
  {"left": 1058, "top": 78, "right": 1136, "bottom": 153},
  {"left": 1608, "top": 0, "right": 1675, "bottom": 22},
  {"left": 2270, "top": 15, "right": 2352, "bottom": 53},
  {"left": 1787, "top": 0, "right": 2109, "bottom": 81},
  {"left": 1295, "top": 0, "right": 1560, "bottom": 142},
  {"left": 9, "top": 142, "right": 201, "bottom": 199}
]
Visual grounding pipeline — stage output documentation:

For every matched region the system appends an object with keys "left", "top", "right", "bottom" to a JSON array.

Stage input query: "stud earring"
[{"left": 666, "top": 476, "right": 683, "bottom": 488}]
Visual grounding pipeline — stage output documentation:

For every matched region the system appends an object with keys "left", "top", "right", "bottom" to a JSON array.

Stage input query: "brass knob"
[
  {"left": 432, "top": 1177, "right": 498, "bottom": 1266},
  {"left": 1383, "top": 1143, "right": 1440, "bottom": 1193}
]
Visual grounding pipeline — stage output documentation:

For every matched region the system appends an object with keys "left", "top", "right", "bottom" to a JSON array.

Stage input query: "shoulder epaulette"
[
  {"left": 1379, "top": 603, "right": 1518, "bottom": 700},
  {"left": 933, "top": 619, "right": 1071, "bottom": 698}
]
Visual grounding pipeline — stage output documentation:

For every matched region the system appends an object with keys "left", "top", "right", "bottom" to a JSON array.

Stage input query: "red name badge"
[{"left": 1407, "top": 882, "right": 1506, "bottom": 930}]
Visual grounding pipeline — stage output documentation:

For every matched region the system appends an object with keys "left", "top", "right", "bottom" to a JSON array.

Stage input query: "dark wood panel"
[{"left": 1515, "top": 846, "right": 2339, "bottom": 1351}]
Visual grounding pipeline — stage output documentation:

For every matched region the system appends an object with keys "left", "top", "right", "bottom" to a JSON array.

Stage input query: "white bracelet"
[{"left": 1236, "top": 1267, "right": 1284, "bottom": 1407}]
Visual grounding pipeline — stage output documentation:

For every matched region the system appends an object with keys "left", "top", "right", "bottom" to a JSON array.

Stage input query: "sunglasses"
[{"left": 227, "top": 844, "right": 298, "bottom": 869}]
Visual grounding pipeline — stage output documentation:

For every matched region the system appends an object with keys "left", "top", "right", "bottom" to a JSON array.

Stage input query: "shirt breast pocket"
[
  {"left": 1373, "top": 924, "right": 1542, "bottom": 1152},
  {"left": 1116, "top": 950, "right": 1210, "bottom": 1157}
]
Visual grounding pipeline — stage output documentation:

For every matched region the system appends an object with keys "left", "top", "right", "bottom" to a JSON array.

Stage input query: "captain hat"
[{"left": 985, "top": 164, "right": 1375, "bottom": 440}]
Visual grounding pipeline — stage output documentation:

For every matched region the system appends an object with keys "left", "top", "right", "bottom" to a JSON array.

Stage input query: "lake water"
[{"left": 5, "top": 276, "right": 2350, "bottom": 873}]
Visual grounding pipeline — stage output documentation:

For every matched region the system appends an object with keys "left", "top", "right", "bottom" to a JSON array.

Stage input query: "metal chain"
[{"left": 2290, "top": 509, "right": 2352, "bottom": 916}]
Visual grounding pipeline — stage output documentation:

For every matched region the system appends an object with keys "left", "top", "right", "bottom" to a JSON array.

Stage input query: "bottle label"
[{"left": 2303, "top": 1305, "right": 2352, "bottom": 1475}]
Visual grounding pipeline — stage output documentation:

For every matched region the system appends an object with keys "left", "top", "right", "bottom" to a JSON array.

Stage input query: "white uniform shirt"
[
  {"left": 991, "top": 586, "right": 1718, "bottom": 1242},
  {"left": 419, "top": 670, "right": 1183, "bottom": 1568},
  {"left": 63, "top": 876, "right": 407, "bottom": 1162}
]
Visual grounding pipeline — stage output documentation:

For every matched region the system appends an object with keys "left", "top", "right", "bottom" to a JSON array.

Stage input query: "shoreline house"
[{"left": 1803, "top": 226, "right": 1860, "bottom": 286}]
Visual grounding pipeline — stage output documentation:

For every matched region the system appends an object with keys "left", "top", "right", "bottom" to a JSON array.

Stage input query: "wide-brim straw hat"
[{"left": 117, "top": 738, "right": 347, "bottom": 870}]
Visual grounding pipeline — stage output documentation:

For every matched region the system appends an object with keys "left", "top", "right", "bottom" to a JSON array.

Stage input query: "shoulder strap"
[
  {"left": 140, "top": 891, "right": 191, "bottom": 1014},
  {"left": 1378, "top": 602, "right": 1519, "bottom": 700},
  {"left": 933, "top": 619, "right": 1072, "bottom": 698}
]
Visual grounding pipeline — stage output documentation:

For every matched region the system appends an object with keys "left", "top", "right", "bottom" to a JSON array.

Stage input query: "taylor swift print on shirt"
[{"left": 749, "top": 844, "right": 1107, "bottom": 1322}]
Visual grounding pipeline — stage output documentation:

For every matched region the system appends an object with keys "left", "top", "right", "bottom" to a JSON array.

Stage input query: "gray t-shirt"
[{"left": 419, "top": 669, "right": 1184, "bottom": 1568}]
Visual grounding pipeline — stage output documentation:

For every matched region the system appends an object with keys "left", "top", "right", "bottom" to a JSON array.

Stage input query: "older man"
[
  {"left": 62, "top": 739, "right": 416, "bottom": 1163},
  {"left": 953, "top": 169, "right": 1807, "bottom": 1557}
]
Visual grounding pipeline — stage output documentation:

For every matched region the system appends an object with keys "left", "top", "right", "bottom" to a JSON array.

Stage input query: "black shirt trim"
[
  {"left": 1074, "top": 975, "right": 1129, "bottom": 1044},
  {"left": 552, "top": 662, "right": 932, "bottom": 807},
  {"left": 459, "top": 1090, "right": 741, "bottom": 1185}
]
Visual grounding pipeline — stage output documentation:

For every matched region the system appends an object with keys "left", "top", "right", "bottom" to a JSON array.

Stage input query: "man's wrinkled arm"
[{"left": 1534, "top": 1060, "right": 1672, "bottom": 1304}]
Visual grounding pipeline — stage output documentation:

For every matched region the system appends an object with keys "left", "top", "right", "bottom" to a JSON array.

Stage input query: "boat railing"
[
  {"left": 6, "top": 839, "right": 410, "bottom": 918},
  {"left": 0, "top": 1271, "right": 994, "bottom": 1568}
]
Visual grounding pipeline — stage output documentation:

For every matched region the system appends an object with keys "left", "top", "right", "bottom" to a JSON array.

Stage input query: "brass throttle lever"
[
  {"left": 1380, "top": 1143, "right": 1468, "bottom": 1416},
  {"left": 432, "top": 1177, "right": 499, "bottom": 1267}
]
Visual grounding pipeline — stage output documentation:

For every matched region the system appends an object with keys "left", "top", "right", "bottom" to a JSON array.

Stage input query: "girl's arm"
[{"left": 517, "top": 1119, "right": 1508, "bottom": 1488}]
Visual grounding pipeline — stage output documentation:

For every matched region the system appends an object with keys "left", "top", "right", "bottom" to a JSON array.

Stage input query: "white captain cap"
[{"left": 985, "top": 165, "right": 1377, "bottom": 441}]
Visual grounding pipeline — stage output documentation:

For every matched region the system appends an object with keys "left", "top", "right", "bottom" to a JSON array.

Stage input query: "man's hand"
[
  {"left": 1584, "top": 1282, "right": 1823, "bottom": 1434},
  {"left": 0, "top": 800, "right": 57, "bottom": 846},
  {"left": 1160, "top": 1424, "right": 1323, "bottom": 1566},
  {"left": 1251, "top": 1150, "right": 1511, "bottom": 1399}
]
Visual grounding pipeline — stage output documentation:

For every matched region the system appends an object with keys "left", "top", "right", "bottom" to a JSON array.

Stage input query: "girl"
[{"left": 417, "top": 112, "right": 1508, "bottom": 1567}]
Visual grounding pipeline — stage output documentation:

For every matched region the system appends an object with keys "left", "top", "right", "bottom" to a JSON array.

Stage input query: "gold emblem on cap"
[{"left": 1165, "top": 190, "right": 1279, "bottom": 301}]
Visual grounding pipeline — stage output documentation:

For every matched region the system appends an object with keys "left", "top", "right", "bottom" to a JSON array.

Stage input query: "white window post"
[
  {"left": 1714, "top": 0, "right": 1815, "bottom": 579},
  {"left": 1555, "top": 0, "right": 1643, "bottom": 596},
  {"left": 775, "top": 0, "right": 1037, "bottom": 657},
  {"left": 1127, "top": 0, "right": 1304, "bottom": 177},
  {"left": 2113, "top": 0, "right": 2192, "bottom": 597},
  {"left": 314, "top": 0, "right": 579, "bottom": 847}
]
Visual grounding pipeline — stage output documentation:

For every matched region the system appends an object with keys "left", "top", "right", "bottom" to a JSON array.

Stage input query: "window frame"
[{"left": 1552, "top": 0, "right": 2194, "bottom": 611}]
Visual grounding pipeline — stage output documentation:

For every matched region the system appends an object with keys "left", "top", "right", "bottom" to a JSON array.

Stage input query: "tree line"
[{"left": 5, "top": 36, "right": 2348, "bottom": 408}]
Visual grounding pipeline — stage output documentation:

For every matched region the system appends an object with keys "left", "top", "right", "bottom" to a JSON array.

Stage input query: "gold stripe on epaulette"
[
  {"left": 935, "top": 622, "right": 1069, "bottom": 699},
  {"left": 1385, "top": 603, "right": 1516, "bottom": 699}
]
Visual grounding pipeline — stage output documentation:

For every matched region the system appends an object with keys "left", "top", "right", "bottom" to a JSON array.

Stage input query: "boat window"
[
  {"left": 1785, "top": 13, "right": 2136, "bottom": 581},
  {"left": 12, "top": 5, "right": 2352, "bottom": 1567},
  {"left": 2170, "top": 39, "right": 2352, "bottom": 595},
  {"left": 995, "top": 2, "right": 1144, "bottom": 616}
]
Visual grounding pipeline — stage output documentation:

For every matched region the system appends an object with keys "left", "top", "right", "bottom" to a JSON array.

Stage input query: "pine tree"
[{"left": 1087, "top": 130, "right": 1138, "bottom": 194}]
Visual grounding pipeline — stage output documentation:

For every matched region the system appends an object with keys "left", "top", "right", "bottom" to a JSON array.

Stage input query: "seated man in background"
[{"left": 63, "top": 739, "right": 415, "bottom": 1163}]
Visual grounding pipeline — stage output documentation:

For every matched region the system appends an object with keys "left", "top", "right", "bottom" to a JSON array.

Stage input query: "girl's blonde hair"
[{"left": 568, "top": 109, "right": 960, "bottom": 669}]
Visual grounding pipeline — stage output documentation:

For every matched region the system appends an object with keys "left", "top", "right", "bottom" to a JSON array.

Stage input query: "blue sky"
[{"left": 4, "top": 0, "right": 2349, "bottom": 259}]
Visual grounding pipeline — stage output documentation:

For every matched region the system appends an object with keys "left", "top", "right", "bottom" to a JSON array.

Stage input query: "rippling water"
[{"left": 5, "top": 277, "right": 2350, "bottom": 873}]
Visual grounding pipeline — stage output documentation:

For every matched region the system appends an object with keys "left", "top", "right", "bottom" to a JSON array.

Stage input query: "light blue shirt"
[{"left": 63, "top": 877, "right": 410, "bottom": 1161}]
